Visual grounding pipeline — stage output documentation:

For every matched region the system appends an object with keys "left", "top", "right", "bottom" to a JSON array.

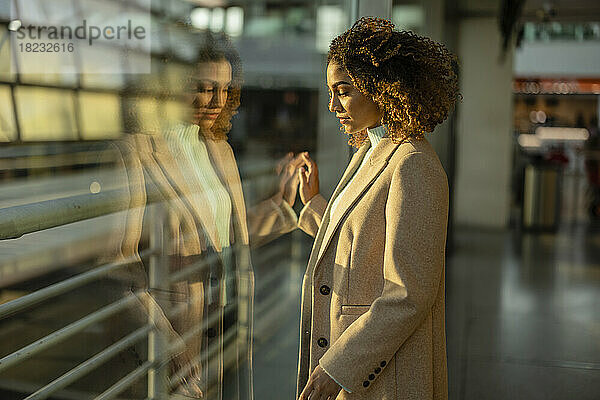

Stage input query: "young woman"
[{"left": 295, "top": 18, "right": 459, "bottom": 400}]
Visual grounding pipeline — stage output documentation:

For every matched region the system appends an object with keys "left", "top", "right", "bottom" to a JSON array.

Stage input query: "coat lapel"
[
  {"left": 313, "top": 138, "right": 403, "bottom": 273},
  {"left": 304, "top": 144, "right": 370, "bottom": 277}
]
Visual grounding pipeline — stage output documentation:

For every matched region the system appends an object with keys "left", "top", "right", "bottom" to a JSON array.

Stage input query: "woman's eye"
[{"left": 328, "top": 91, "right": 348, "bottom": 98}]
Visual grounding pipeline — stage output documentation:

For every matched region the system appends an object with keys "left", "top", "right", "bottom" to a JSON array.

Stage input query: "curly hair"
[{"left": 328, "top": 17, "right": 460, "bottom": 147}]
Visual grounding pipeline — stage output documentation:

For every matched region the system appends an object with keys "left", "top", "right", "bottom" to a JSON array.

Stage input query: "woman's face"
[
  {"left": 190, "top": 60, "right": 232, "bottom": 129},
  {"left": 326, "top": 62, "right": 382, "bottom": 134}
]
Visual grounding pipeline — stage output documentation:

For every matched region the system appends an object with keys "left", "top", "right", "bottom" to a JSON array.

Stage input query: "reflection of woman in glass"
[
  {"left": 115, "top": 36, "right": 300, "bottom": 400},
  {"left": 161, "top": 40, "right": 300, "bottom": 400},
  {"left": 295, "top": 18, "right": 459, "bottom": 400}
]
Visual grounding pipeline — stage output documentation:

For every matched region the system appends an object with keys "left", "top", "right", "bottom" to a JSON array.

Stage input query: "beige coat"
[{"left": 296, "top": 137, "right": 449, "bottom": 400}]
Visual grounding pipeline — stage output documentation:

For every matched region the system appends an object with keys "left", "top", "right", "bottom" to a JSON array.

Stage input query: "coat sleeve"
[
  {"left": 297, "top": 194, "right": 328, "bottom": 237},
  {"left": 247, "top": 197, "right": 298, "bottom": 248},
  {"left": 318, "top": 151, "right": 449, "bottom": 393}
]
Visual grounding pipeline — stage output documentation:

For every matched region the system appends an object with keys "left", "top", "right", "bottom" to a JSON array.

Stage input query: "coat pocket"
[{"left": 340, "top": 305, "right": 370, "bottom": 315}]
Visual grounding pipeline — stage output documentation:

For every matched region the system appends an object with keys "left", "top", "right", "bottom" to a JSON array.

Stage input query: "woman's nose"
[
  {"left": 210, "top": 89, "right": 227, "bottom": 109},
  {"left": 213, "top": 90, "right": 227, "bottom": 108},
  {"left": 329, "top": 95, "right": 342, "bottom": 113}
]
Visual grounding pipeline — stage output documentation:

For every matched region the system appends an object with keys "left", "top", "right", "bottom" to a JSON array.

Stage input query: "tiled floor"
[
  {"left": 254, "top": 226, "right": 600, "bottom": 399},
  {"left": 446, "top": 226, "right": 600, "bottom": 400}
]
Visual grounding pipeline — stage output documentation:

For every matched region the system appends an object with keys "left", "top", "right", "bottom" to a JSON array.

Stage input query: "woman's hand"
[
  {"left": 298, "top": 365, "right": 342, "bottom": 400},
  {"left": 298, "top": 152, "right": 319, "bottom": 205},
  {"left": 171, "top": 352, "right": 204, "bottom": 398},
  {"left": 275, "top": 152, "right": 303, "bottom": 207}
]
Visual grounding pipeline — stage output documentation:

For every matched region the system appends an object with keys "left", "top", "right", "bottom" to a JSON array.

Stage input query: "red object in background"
[
  {"left": 513, "top": 77, "right": 600, "bottom": 95},
  {"left": 546, "top": 149, "right": 569, "bottom": 165}
]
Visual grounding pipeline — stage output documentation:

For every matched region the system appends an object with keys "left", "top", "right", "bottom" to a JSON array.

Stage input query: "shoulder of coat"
[
  {"left": 391, "top": 138, "right": 437, "bottom": 162},
  {"left": 389, "top": 138, "right": 446, "bottom": 179}
]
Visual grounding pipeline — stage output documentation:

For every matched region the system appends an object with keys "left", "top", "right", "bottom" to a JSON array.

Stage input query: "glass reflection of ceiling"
[
  {"left": 0, "top": 26, "right": 16, "bottom": 81},
  {"left": 0, "top": 85, "right": 16, "bottom": 141},
  {"left": 79, "top": 45, "right": 127, "bottom": 89},
  {"left": 14, "top": 0, "right": 77, "bottom": 27},
  {"left": 78, "top": 91, "right": 122, "bottom": 140},
  {"left": 16, "top": 87, "right": 78, "bottom": 141}
]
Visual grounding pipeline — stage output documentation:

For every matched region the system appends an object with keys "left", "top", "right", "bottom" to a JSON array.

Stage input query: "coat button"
[
  {"left": 369, "top": 374, "right": 375, "bottom": 380},
  {"left": 380, "top": 361, "right": 386, "bottom": 367},
  {"left": 317, "top": 337, "right": 328, "bottom": 347},
  {"left": 374, "top": 367, "right": 381, "bottom": 374},
  {"left": 363, "top": 381, "right": 370, "bottom": 387},
  {"left": 319, "top": 285, "right": 331, "bottom": 295}
]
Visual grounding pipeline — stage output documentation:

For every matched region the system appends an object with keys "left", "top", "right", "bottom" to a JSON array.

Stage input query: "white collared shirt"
[{"left": 163, "top": 123, "right": 232, "bottom": 250}]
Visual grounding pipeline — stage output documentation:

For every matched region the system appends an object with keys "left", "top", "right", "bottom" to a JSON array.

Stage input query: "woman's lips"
[
  {"left": 338, "top": 117, "right": 350, "bottom": 124},
  {"left": 195, "top": 112, "right": 220, "bottom": 120}
]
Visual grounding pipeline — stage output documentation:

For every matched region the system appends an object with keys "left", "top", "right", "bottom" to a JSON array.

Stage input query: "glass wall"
[{"left": 0, "top": 0, "right": 351, "bottom": 399}]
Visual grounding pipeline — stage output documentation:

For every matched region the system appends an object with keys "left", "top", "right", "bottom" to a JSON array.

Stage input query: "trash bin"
[{"left": 522, "top": 164, "right": 561, "bottom": 231}]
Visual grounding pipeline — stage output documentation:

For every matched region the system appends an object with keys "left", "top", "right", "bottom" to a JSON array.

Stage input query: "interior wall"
[
  {"left": 453, "top": 16, "right": 514, "bottom": 228},
  {"left": 515, "top": 41, "right": 600, "bottom": 77}
]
